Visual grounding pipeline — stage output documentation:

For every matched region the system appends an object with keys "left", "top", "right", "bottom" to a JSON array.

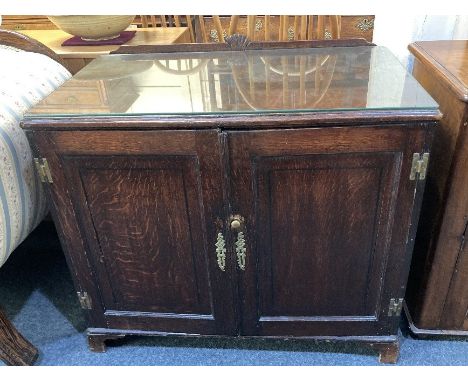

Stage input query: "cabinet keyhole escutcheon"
[
  {"left": 215, "top": 232, "right": 227, "bottom": 271},
  {"left": 230, "top": 215, "right": 247, "bottom": 271}
]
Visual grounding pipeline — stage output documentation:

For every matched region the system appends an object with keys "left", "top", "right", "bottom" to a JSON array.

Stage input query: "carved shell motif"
[{"left": 225, "top": 34, "right": 251, "bottom": 50}]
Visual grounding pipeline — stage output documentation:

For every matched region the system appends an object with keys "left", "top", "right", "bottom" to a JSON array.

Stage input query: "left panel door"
[{"left": 32, "top": 129, "right": 237, "bottom": 335}]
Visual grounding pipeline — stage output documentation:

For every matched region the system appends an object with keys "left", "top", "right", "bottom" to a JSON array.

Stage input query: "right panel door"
[{"left": 227, "top": 125, "right": 428, "bottom": 337}]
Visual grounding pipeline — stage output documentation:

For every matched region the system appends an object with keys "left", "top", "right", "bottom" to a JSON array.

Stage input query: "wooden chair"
[
  {"left": 196, "top": 16, "right": 340, "bottom": 110},
  {"left": 229, "top": 50, "right": 337, "bottom": 111},
  {"left": 138, "top": 15, "right": 195, "bottom": 42},
  {"left": 208, "top": 15, "right": 342, "bottom": 42}
]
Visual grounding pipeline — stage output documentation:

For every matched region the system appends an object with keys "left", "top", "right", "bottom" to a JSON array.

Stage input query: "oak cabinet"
[
  {"left": 405, "top": 41, "right": 468, "bottom": 336},
  {"left": 23, "top": 39, "right": 439, "bottom": 363}
]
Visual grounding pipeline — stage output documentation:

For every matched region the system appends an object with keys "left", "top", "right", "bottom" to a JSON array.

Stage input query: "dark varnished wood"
[
  {"left": 405, "top": 40, "right": 468, "bottom": 335},
  {"left": 370, "top": 341, "right": 400, "bottom": 364},
  {"left": 25, "top": 124, "right": 435, "bottom": 363},
  {"left": 87, "top": 333, "right": 126, "bottom": 353},
  {"left": 22, "top": 40, "right": 438, "bottom": 363},
  {"left": 31, "top": 130, "right": 237, "bottom": 335},
  {"left": 112, "top": 38, "right": 375, "bottom": 55},
  {"left": 0, "top": 29, "right": 66, "bottom": 67},
  {"left": 87, "top": 326, "right": 399, "bottom": 363},
  {"left": 227, "top": 125, "right": 430, "bottom": 338},
  {"left": 0, "top": 307, "right": 38, "bottom": 366},
  {"left": 22, "top": 110, "right": 440, "bottom": 131}
]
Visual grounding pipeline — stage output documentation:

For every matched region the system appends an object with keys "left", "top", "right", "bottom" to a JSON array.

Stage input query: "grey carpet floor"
[{"left": 1, "top": 223, "right": 467, "bottom": 366}]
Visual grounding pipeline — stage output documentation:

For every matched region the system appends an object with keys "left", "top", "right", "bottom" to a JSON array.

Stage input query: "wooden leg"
[
  {"left": 87, "top": 334, "right": 108, "bottom": 352},
  {"left": 87, "top": 333, "right": 125, "bottom": 353},
  {"left": 0, "top": 307, "right": 38, "bottom": 366},
  {"left": 371, "top": 341, "right": 400, "bottom": 364}
]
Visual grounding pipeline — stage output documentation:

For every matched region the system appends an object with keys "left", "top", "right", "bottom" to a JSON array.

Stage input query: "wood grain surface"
[
  {"left": 0, "top": 307, "right": 38, "bottom": 366},
  {"left": 406, "top": 41, "right": 468, "bottom": 333},
  {"left": 227, "top": 124, "right": 430, "bottom": 337}
]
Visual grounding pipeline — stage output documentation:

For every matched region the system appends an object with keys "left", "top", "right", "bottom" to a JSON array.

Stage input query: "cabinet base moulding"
[{"left": 87, "top": 328, "right": 400, "bottom": 364}]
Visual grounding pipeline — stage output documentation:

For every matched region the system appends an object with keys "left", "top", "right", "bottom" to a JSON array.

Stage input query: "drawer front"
[{"left": 32, "top": 130, "right": 237, "bottom": 335}]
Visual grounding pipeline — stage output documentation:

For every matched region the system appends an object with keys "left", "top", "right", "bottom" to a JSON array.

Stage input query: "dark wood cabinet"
[
  {"left": 405, "top": 40, "right": 468, "bottom": 336},
  {"left": 23, "top": 39, "right": 439, "bottom": 363}
]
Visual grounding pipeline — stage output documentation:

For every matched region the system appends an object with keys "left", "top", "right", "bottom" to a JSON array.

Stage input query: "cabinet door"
[
  {"left": 227, "top": 126, "right": 428, "bottom": 337},
  {"left": 34, "top": 130, "right": 237, "bottom": 335}
]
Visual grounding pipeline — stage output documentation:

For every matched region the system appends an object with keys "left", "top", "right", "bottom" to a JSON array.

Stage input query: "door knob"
[
  {"left": 229, "top": 214, "right": 244, "bottom": 231},
  {"left": 230, "top": 219, "right": 241, "bottom": 230}
]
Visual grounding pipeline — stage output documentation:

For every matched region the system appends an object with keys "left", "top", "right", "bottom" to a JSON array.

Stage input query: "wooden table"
[
  {"left": 20, "top": 27, "right": 191, "bottom": 74},
  {"left": 405, "top": 40, "right": 468, "bottom": 337}
]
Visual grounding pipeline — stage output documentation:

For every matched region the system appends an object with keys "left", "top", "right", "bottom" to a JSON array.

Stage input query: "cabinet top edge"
[{"left": 21, "top": 109, "right": 441, "bottom": 131}]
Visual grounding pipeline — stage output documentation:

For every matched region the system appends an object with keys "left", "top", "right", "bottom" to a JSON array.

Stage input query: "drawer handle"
[
  {"left": 230, "top": 215, "right": 246, "bottom": 271},
  {"left": 215, "top": 232, "right": 226, "bottom": 271}
]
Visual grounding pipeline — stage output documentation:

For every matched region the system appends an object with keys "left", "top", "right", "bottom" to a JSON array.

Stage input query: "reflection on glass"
[{"left": 27, "top": 46, "right": 438, "bottom": 118}]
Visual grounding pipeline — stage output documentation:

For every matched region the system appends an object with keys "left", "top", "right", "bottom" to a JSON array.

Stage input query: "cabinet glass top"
[{"left": 26, "top": 45, "right": 438, "bottom": 118}]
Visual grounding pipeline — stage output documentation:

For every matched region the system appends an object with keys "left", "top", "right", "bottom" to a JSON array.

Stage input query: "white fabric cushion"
[{"left": 0, "top": 45, "right": 71, "bottom": 266}]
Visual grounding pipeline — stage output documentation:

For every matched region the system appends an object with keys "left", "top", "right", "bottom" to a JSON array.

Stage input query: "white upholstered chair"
[{"left": 0, "top": 29, "right": 71, "bottom": 365}]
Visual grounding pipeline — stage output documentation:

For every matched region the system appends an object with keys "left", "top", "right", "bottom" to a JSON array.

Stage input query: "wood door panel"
[
  {"left": 36, "top": 130, "right": 237, "bottom": 335},
  {"left": 228, "top": 126, "right": 427, "bottom": 337},
  {"left": 78, "top": 156, "right": 210, "bottom": 314},
  {"left": 257, "top": 154, "right": 394, "bottom": 317}
]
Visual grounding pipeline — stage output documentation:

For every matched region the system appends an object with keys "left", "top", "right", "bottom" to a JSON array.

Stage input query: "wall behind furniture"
[
  {"left": 1, "top": 14, "right": 467, "bottom": 72},
  {"left": 373, "top": 15, "right": 468, "bottom": 70}
]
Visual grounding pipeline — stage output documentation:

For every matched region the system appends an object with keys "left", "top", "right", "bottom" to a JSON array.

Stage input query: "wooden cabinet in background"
[
  {"left": 0, "top": 16, "right": 56, "bottom": 30},
  {"left": 2, "top": 15, "right": 375, "bottom": 43},
  {"left": 17, "top": 28, "right": 191, "bottom": 74},
  {"left": 405, "top": 40, "right": 468, "bottom": 336},
  {"left": 199, "top": 15, "right": 375, "bottom": 42}
]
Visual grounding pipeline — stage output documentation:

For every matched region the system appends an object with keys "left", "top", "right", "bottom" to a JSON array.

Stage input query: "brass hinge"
[
  {"left": 34, "top": 158, "right": 53, "bottom": 183},
  {"left": 387, "top": 298, "right": 404, "bottom": 317},
  {"left": 409, "top": 153, "right": 429, "bottom": 180},
  {"left": 77, "top": 291, "right": 92, "bottom": 310}
]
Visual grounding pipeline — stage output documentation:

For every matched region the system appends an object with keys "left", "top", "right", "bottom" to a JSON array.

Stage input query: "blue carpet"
[{"left": 1, "top": 223, "right": 467, "bottom": 366}]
